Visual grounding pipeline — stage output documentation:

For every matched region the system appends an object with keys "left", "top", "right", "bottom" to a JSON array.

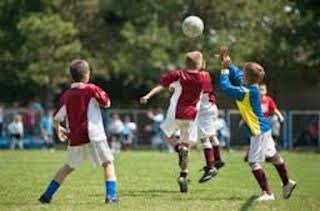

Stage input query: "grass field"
[{"left": 0, "top": 150, "right": 319, "bottom": 211}]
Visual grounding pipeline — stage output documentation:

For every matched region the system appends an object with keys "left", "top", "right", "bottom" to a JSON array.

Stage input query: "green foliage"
[{"left": 0, "top": 0, "right": 319, "bottom": 105}]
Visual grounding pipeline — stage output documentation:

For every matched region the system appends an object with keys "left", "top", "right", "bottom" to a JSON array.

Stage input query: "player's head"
[
  {"left": 259, "top": 83, "right": 268, "bottom": 96},
  {"left": 69, "top": 59, "right": 90, "bottom": 83},
  {"left": 216, "top": 46, "right": 229, "bottom": 61},
  {"left": 243, "top": 62, "right": 265, "bottom": 85},
  {"left": 14, "top": 114, "right": 22, "bottom": 122},
  {"left": 185, "top": 51, "right": 203, "bottom": 70}
]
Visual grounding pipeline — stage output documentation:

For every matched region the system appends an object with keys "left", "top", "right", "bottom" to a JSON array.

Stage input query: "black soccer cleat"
[
  {"left": 214, "top": 160, "right": 225, "bottom": 169},
  {"left": 199, "top": 167, "right": 218, "bottom": 183},
  {"left": 105, "top": 198, "right": 119, "bottom": 204},
  {"left": 177, "top": 176, "right": 189, "bottom": 193},
  {"left": 38, "top": 194, "right": 51, "bottom": 204}
]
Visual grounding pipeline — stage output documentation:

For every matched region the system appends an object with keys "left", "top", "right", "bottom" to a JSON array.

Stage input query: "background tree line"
[{"left": 0, "top": 0, "right": 319, "bottom": 108}]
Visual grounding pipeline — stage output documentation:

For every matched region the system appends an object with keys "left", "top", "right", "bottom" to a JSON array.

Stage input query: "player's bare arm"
[
  {"left": 53, "top": 120, "right": 68, "bottom": 142},
  {"left": 140, "top": 85, "right": 165, "bottom": 104}
]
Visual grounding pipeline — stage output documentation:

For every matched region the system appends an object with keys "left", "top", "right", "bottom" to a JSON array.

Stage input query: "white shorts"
[
  {"left": 197, "top": 104, "right": 218, "bottom": 139},
  {"left": 160, "top": 118, "right": 197, "bottom": 144},
  {"left": 248, "top": 131, "right": 277, "bottom": 163},
  {"left": 66, "top": 140, "right": 114, "bottom": 169}
]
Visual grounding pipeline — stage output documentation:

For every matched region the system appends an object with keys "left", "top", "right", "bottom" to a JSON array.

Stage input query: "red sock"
[
  {"left": 213, "top": 146, "right": 221, "bottom": 161},
  {"left": 203, "top": 148, "right": 215, "bottom": 169},
  {"left": 174, "top": 143, "right": 182, "bottom": 152},
  {"left": 252, "top": 169, "right": 272, "bottom": 194},
  {"left": 274, "top": 163, "right": 289, "bottom": 186}
]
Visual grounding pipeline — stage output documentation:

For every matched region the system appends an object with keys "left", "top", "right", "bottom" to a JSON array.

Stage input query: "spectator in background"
[
  {"left": 40, "top": 110, "right": 55, "bottom": 152},
  {"left": 259, "top": 84, "right": 287, "bottom": 147},
  {"left": 0, "top": 104, "right": 4, "bottom": 138},
  {"left": 308, "top": 121, "right": 319, "bottom": 147},
  {"left": 122, "top": 115, "right": 137, "bottom": 150},
  {"left": 8, "top": 114, "right": 24, "bottom": 149},
  {"left": 107, "top": 113, "right": 124, "bottom": 153},
  {"left": 270, "top": 114, "right": 281, "bottom": 143},
  {"left": 147, "top": 108, "right": 173, "bottom": 152},
  {"left": 215, "top": 113, "right": 230, "bottom": 149}
]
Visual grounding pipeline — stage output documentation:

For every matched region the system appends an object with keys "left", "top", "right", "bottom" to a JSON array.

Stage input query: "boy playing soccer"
[
  {"left": 219, "top": 55, "right": 296, "bottom": 201},
  {"left": 197, "top": 67, "right": 224, "bottom": 183},
  {"left": 140, "top": 51, "right": 208, "bottom": 192},
  {"left": 39, "top": 59, "right": 118, "bottom": 204}
]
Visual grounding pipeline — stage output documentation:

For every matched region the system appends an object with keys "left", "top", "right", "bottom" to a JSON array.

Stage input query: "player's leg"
[
  {"left": 209, "top": 135, "right": 225, "bottom": 169},
  {"left": 199, "top": 137, "right": 218, "bottom": 183},
  {"left": 39, "top": 145, "right": 85, "bottom": 203},
  {"left": 39, "top": 164, "right": 74, "bottom": 203},
  {"left": 248, "top": 134, "right": 274, "bottom": 201},
  {"left": 264, "top": 133, "right": 296, "bottom": 199},
  {"left": 102, "top": 161, "right": 118, "bottom": 203},
  {"left": 89, "top": 140, "right": 118, "bottom": 203}
]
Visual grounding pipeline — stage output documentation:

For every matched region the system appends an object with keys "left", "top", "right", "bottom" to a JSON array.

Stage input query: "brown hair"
[
  {"left": 243, "top": 62, "right": 265, "bottom": 84},
  {"left": 185, "top": 51, "right": 203, "bottom": 69},
  {"left": 69, "top": 59, "right": 90, "bottom": 82}
]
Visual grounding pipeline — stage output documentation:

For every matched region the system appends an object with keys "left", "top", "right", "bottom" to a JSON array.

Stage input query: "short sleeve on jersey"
[{"left": 160, "top": 70, "right": 180, "bottom": 87}]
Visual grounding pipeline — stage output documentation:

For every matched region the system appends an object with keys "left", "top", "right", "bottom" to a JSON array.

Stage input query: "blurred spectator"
[
  {"left": 23, "top": 108, "right": 37, "bottom": 136},
  {"left": 308, "top": 121, "right": 319, "bottom": 146},
  {"left": 108, "top": 113, "right": 124, "bottom": 153},
  {"left": 270, "top": 114, "right": 281, "bottom": 143},
  {"left": 8, "top": 115, "right": 24, "bottom": 149},
  {"left": 40, "top": 110, "right": 55, "bottom": 152},
  {"left": 216, "top": 113, "right": 230, "bottom": 149},
  {"left": 147, "top": 108, "right": 173, "bottom": 152},
  {"left": 0, "top": 104, "right": 4, "bottom": 138},
  {"left": 122, "top": 115, "right": 137, "bottom": 150},
  {"left": 295, "top": 121, "right": 319, "bottom": 147}
]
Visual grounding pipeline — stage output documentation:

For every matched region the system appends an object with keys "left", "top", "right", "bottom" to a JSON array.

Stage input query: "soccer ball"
[{"left": 182, "top": 16, "right": 204, "bottom": 38}]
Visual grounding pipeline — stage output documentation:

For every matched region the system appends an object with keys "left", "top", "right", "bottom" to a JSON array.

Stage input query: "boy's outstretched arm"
[
  {"left": 140, "top": 85, "right": 165, "bottom": 104},
  {"left": 228, "top": 64, "right": 243, "bottom": 86},
  {"left": 220, "top": 68, "right": 246, "bottom": 101},
  {"left": 140, "top": 70, "right": 179, "bottom": 104}
]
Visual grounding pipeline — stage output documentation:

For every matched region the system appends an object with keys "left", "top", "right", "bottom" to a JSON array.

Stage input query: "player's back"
[
  {"left": 57, "top": 83, "right": 109, "bottom": 146},
  {"left": 166, "top": 69, "right": 205, "bottom": 119}
]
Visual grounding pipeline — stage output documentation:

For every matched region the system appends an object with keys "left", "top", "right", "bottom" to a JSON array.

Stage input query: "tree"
[{"left": 17, "top": 13, "right": 83, "bottom": 107}]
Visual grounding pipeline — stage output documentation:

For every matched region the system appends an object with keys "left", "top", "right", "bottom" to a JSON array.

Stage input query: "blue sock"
[
  {"left": 43, "top": 180, "right": 60, "bottom": 199},
  {"left": 105, "top": 181, "right": 117, "bottom": 199}
]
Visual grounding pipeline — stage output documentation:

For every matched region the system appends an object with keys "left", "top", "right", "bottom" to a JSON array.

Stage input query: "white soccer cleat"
[
  {"left": 256, "top": 192, "right": 275, "bottom": 201},
  {"left": 282, "top": 179, "right": 297, "bottom": 199}
]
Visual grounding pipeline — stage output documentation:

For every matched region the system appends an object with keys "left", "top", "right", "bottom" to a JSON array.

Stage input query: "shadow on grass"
[
  {"left": 239, "top": 195, "right": 257, "bottom": 211},
  {"left": 120, "top": 189, "right": 178, "bottom": 197}
]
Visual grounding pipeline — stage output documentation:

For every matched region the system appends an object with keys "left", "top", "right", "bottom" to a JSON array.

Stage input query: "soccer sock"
[
  {"left": 180, "top": 172, "right": 188, "bottom": 178},
  {"left": 43, "top": 180, "right": 60, "bottom": 199},
  {"left": 252, "top": 169, "right": 272, "bottom": 195},
  {"left": 174, "top": 142, "right": 182, "bottom": 152},
  {"left": 274, "top": 163, "right": 289, "bottom": 186},
  {"left": 203, "top": 149, "right": 215, "bottom": 169},
  {"left": 105, "top": 181, "right": 117, "bottom": 199},
  {"left": 212, "top": 146, "right": 221, "bottom": 162}
]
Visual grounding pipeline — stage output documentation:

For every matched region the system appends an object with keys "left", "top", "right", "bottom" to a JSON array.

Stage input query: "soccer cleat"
[
  {"left": 199, "top": 167, "right": 218, "bottom": 183},
  {"left": 256, "top": 192, "right": 275, "bottom": 201},
  {"left": 38, "top": 194, "right": 51, "bottom": 204},
  {"left": 282, "top": 179, "right": 297, "bottom": 199},
  {"left": 105, "top": 198, "right": 119, "bottom": 204},
  {"left": 177, "top": 176, "right": 189, "bottom": 193},
  {"left": 214, "top": 160, "right": 225, "bottom": 169}
]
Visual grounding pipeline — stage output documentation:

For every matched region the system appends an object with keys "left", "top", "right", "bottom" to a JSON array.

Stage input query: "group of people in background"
[{"left": 0, "top": 101, "right": 55, "bottom": 150}]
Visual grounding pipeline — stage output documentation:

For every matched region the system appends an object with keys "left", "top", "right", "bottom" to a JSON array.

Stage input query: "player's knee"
[
  {"left": 210, "top": 136, "right": 219, "bottom": 146},
  {"left": 249, "top": 162, "right": 261, "bottom": 171},
  {"left": 201, "top": 138, "right": 212, "bottom": 149},
  {"left": 268, "top": 154, "right": 284, "bottom": 165}
]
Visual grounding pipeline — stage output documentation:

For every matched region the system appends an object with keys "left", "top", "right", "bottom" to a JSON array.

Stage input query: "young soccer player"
[
  {"left": 140, "top": 51, "right": 207, "bottom": 192},
  {"left": 39, "top": 59, "right": 118, "bottom": 204},
  {"left": 197, "top": 67, "right": 224, "bottom": 183},
  {"left": 219, "top": 56, "right": 296, "bottom": 201}
]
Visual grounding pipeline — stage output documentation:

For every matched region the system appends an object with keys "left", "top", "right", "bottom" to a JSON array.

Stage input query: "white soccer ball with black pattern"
[{"left": 182, "top": 16, "right": 204, "bottom": 38}]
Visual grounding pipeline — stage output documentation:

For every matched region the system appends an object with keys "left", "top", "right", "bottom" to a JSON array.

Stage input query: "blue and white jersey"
[{"left": 220, "top": 65, "right": 271, "bottom": 136}]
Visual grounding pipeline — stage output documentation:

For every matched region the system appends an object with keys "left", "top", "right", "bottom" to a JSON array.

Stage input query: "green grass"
[{"left": 0, "top": 150, "right": 319, "bottom": 211}]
